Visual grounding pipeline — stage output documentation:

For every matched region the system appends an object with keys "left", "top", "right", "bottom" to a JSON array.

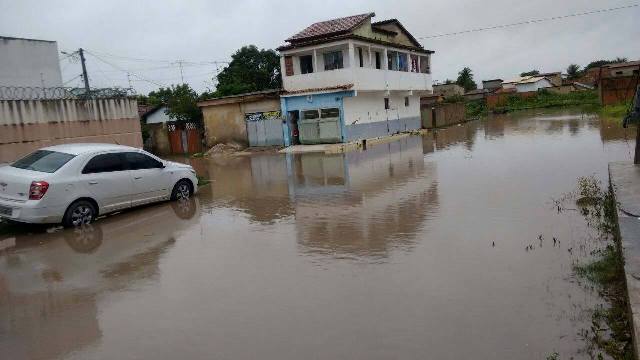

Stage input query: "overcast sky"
[{"left": 1, "top": 0, "right": 639, "bottom": 94}]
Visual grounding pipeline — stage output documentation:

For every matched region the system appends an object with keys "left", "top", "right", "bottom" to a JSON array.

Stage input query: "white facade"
[
  {"left": 145, "top": 106, "right": 172, "bottom": 124},
  {"left": 280, "top": 40, "right": 432, "bottom": 93},
  {"left": 515, "top": 78, "right": 553, "bottom": 93},
  {"left": 343, "top": 92, "right": 420, "bottom": 126},
  {"left": 0, "top": 37, "right": 63, "bottom": 88}
]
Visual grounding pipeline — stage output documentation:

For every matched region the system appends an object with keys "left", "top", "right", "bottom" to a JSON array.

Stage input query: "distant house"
[
  {"left": 464, "top": 89, "right": 489, "bottom": 101},
  {"left": 277, "top": 12, "right": 433, "bottom": 145},
  {"left": 603, "top": 61, "right": 640, "bottom": 78},
  {"left": 538, "top": 72, "right": 563, "bottom": 87},
  {"left": 141, "top": 106, "right": 203, "bottom": 155},
  {"left": 503, "top": 76, "right": 553, "bottom": 93},
  {"left": 482, "top": 79, "right": 503, "bottom": 92},
  {"left": 433, "top": 83, "right": 464, "bottom": 98},
  {"left": 197, "top": 89, "right": 283, "bottom": 147}
]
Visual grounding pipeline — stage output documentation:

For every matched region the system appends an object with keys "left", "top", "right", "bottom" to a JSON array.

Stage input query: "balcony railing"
[{"left": 283, "top": 67, "right": 432, "bottom": 93}]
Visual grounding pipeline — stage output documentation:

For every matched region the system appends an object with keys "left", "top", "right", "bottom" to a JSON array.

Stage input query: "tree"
[
  {"left": 584, "top": 57, "right": 628, "bottom": 71},
  {"left": 148, "top": 84, "right": 201, "bottom": 123},
  {"left": 444, "top": 79, "right": 455, "bottom": 85},
  {"left": 520, "top": 70, "right": 540, "bottom": 77},
  {"left": 214, "top": 45, "right": 281, "bottom": 97},
  {"left": 456, "top": 67, "right": 477, "bottom": 92},
  {"left": 566, "top": 64, "right": 581, "bottom": 79}
]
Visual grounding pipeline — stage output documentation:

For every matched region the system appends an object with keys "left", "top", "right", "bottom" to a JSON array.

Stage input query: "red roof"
[{"left": 286, "top": 13, "right": 374, "bottom": 42}]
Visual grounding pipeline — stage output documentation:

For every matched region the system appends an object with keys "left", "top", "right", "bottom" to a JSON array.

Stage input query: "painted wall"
[
  {"left": 201, "top": 98, "right": 280, "bottom": 146},
  {"left": 0, "top": 98, "right": 142, "bottom": 163},
  {"left": 515, "top": 79, "right": 553, "bottom": 93},
  {"left": 343, "top": 92, "right": 421, "bottom": 140},
  {"left": 0, "top": 37, "right": 63, "bottom": 88},
  {"left": 147, "top": 123, "right": 171, "bottom": 155}
]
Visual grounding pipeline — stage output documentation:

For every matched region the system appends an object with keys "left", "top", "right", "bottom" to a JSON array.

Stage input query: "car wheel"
[
  {"left": 63, "top": 200, "right": 97, "bottom": 228},
  {"left": 171, "top": 180, "right": 192, "bottom": 201}
]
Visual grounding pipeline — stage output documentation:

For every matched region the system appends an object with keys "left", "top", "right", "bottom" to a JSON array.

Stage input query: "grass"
[
  {"left": 598, "top": 102, "right": 633, "bottom": 119},
  {"left": 571, "top": 176, "right": 633, "bottom": 359},
  {"left": 492, "top": 90, "right": 600, "bottom": 113},
  {"left": 465, "top": 100, "right": 488, "bottom": 118},
  {"left": 196, "top": 175, "right": 211, "bottom": 187}
]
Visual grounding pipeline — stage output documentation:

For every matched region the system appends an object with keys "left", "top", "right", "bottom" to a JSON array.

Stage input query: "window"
[
  {"left": 616, "top": 71, "right": 623, "bottom": 75},
  {"left": 320, "top": 108, "right": 340, "bottom": 118},
  {"left": 284, "top": 56, "right": 294, "bottom": 76},
  {"left": 82, "top": 153, "right": 125, "bottom": 174},
  {"left": 299, "top": 55, "right": 313, "bottom": 74},
  {"left": 404, "top": 97, "right": 410, "bottom": 107},
  {"left": 420, "top": 55, "right": 430, "bottom": 74},
  {"left": 12, "top": 150, "right": 75, "bottom": 173},
  {"left": 387, "top": 51, "right": 396, "bottom": 71},
  {"left": 323, "top": 51, "right": 343, "bottom": 70},
  {"left": 375, "top": 52, "right": 381, "bottom": 69},
  {"left": 124, "top": 152, "right": 163, "bottom": 170},
  {"left": 384, "top": 98, "right": 390, "bottom": 110},
  {"left": 302, "top": 110, "right": 319, "bottom": 120},
  {"left": 410, "top": 55, "right": 419, "bottom": 73},
  {"left": 398, "top": 53, "right": 408, "bottom": 72},
  {"left": 358, "top": 48, "right": 363, "bottom": 67}
]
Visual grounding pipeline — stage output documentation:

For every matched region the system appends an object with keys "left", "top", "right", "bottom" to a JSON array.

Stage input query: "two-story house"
[{"left": 277, "top": 13, "right": 433, "bottom": 145}]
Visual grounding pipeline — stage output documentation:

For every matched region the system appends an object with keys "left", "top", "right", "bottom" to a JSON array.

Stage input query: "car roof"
[{"left": 41, "top": 143, "right": 141, "bottom": 155}]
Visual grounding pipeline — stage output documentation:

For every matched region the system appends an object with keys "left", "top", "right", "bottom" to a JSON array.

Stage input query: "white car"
[{"left": 0, "top": 143, "right": 198, "bottom": 227}]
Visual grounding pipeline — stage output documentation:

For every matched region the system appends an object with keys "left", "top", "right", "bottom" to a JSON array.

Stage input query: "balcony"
[
  {"left": 283, "top": 67, "right": 432, "bottom": 93},
  {"left": 281, "top": 40, "right": 432, "bottom": 95}
]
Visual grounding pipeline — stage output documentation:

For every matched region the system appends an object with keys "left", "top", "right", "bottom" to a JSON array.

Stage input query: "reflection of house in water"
[
  {"left": 290, "top": 136, "right": 439, "bottom": 258},
  {"left": 0, "top": 199, "right": 199, "bottom": 359},
  {"left": 194, "top": 156, "right": 295, "bottom": 223}
]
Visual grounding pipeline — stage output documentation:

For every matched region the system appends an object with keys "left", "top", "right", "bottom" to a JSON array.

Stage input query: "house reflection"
[{"left": 289, "top": 136, "right": 440, "bottom": 259}]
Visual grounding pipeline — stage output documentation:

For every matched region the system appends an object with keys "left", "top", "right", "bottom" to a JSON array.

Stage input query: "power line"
[
  {"left": 419, "top": 3, "right": 639, "bottom": 39},
  {"left": 84, "top": 50, "right": 166, "bottom": 87}
]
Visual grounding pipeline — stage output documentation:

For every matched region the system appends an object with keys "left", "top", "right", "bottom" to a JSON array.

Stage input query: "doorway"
[{"left": 288, "top": 110, "right": 300, "bottom": 145}]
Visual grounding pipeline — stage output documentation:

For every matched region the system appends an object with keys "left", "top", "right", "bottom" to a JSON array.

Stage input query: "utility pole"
[
  {"left": 78, "top": 48, "right": 90, "bottom": 94},
  {"left": 174, "top": 60, "right": 185, "bottom": 84}
]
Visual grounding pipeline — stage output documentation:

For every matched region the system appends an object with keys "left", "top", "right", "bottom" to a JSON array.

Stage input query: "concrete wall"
[
  {"left": 0, "top": 98, "right": 142, "bottom": 163},
  {"left": 146, "top": 123, "right": 171, "bottom": 155},
  {"left": 486, "top": 91, "right": 537, "bottom": 110},
  {"left": 421, "top": 102, "right": 465, "bottom": 129},
  {"left": 599, "top": 77, "right": 639, "bottom": 106},
  {"left": 201, "top": 98, "right": 280, "bottom": 146},
  {"left": 343, "top": 92, "right": 421, "bottom": 140},
  {"left": 0, "top": 37, "right": 63, "bottom": 88}
]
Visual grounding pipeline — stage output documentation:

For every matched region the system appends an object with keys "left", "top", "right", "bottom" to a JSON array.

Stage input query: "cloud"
[{"left": 1, "top": 0, "right": 638, "bottom": 93}]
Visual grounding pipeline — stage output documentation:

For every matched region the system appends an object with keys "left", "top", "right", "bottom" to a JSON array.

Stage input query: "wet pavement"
[{"left": 0, "top": 108, "right": 637, "bottom": 360}]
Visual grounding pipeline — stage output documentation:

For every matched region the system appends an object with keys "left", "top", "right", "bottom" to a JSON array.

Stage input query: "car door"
[
  {"left": 81, "top": 152, "right": 133, "bottom": 213},
  {"left": 123, "top": 152, "right": 171, "bottom": 206}
]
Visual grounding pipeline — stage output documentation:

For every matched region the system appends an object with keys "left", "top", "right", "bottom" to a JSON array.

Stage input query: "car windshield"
[{"left": 12, "top": 150, "right": 75, "bottom": 173}]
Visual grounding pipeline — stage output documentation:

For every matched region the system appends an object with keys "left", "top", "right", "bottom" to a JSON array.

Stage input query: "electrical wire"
[
  {"left": 84, "top": 50, "right": 167, "bottom": 87},
  {"left": 418, "top": 3, "right": 639, "bottom": 39}
]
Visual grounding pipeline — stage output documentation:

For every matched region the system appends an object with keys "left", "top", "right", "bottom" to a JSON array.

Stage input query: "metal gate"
[
  {"left": 167, "top": 122, "right": 203, "bottom": 154},
  {"left": 246, "top": 111, "right": 284, "bottom": 147},
  {"left": 298, "top": 108, "right": 342, "bottom": 144}
]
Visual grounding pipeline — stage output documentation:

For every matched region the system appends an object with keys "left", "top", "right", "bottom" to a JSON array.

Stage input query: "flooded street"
[{"left": 1, "top": 108, "right": 637, "bottom": 359}]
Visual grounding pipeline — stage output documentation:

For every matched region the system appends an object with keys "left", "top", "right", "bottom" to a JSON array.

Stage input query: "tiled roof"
[{"left": 286, "top": 13, "right": 374, "bottom": 42}]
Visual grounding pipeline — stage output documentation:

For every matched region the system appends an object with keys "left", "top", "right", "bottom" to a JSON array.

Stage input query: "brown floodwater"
[{"left": 0, "top": 108, "right": 637, "bottom": 360}]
